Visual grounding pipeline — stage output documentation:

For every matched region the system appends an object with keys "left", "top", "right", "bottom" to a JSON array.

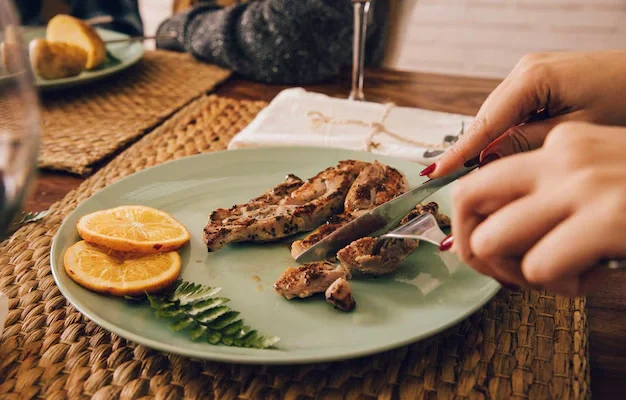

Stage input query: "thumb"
[{"left": 479, "top": 117, "right": 563, "bottom": 160}]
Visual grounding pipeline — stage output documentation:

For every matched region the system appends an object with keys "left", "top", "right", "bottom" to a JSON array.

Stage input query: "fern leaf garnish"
[
  {"left": 170, "top": 280, "right": 222, "bottom": 305},
  {"left": 195, "top": 306, "right": 229, "bottom": 323},
  {"left": 184, "top": 297, "right": 230, "bottom": 315},
  {"left": 143, "top": 280, "right": 279, "bottom": 349},
  {"left": 209, "top": 312, "right": 240, "bottom": 330}
]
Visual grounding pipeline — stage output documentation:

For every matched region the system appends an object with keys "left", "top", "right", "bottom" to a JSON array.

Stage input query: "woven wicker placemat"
[
  {"left": 0, "top": 95, "right": 590, "bottom": 400},
  {"left": 38, "top": 50, "right": 231, "bottom": 176}
]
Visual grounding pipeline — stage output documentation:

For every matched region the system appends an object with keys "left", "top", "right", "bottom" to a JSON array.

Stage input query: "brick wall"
[{"left": 383, "top": 0, "right": 626, "bottom": 78}]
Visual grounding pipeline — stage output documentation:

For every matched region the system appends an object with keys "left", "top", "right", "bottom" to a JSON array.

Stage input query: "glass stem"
[{"left": 349, "top": 0, "right": 370, "bottom": 101}]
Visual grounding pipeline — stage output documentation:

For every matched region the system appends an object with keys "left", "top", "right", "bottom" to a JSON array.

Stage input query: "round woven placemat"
[
  {"left": 38, "top": 50, "right": 231, "bottom": 176},
  {"left": 0, "top": 95, "right": 590, "bottom": 400}
]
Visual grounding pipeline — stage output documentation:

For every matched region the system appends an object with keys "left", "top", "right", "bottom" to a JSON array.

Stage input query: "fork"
[
  {"left": 83, "top": 15, "right": 177, "bottom": 44},
  {"left": 103, "top": 33, "right": 177, "bottom": 45},
  {"left": 375, "top": 213, "right": 626, "bottom": 270},
  {"left": 374, "top": 212, "right": 450, "bottom": 254}
]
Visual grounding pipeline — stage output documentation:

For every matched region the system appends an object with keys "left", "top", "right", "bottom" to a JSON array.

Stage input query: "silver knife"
[{"left": 295, "top": 163, "right": 479, "bottom": 263}]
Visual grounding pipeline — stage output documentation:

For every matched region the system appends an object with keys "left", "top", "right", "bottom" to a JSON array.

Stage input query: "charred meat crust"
[
  {"left": 203, "top": 161, "right": 367, "bottom": 252},
  {"left": 325, "top": 277, "right": 356, "bottom": 311},
  {"left": 337, "top": 202, "right": 449, "bottom": 276},
  {"left": 291, "top": 161, "right": 408, "bottom": 258},
  {"left": 273, "top": 262, "right": 349, "bottom": 300},
  {"left": 401, "top": 202, "right": 450, "bottom": 227}
]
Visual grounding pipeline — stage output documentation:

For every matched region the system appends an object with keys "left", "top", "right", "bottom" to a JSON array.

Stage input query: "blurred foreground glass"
[
  {"left": 349, "top": 0, "right": 371, "bottom": 101},
  {"left": 0, "top": 0, "right": 40, "bottom": 240}
]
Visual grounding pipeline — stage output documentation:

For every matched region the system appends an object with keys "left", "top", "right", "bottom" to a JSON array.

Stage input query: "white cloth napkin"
[
  {"left": 0, "top": 292, "right": 7, "bottom": 336},
  {"left": 228, "top": 88, "right": 474, "bottom": 165}
]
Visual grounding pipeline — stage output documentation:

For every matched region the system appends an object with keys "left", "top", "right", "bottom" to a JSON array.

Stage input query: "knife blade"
[{"left": 294, "top": 163, "right": 478, "bottom": 264}]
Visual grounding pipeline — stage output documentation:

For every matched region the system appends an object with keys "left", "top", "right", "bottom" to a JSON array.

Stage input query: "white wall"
[{"left": 384, "top": 0, "right": 626, "bottom": 79}]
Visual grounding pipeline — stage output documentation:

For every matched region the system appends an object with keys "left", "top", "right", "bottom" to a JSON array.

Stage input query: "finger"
[
  {"left": 479, "top": 117, "right": 563, "bottom": 160},
  {"left": 452, "top": 151, "right": 539, "bottom": 218},
  {"left": 481, "top": 256, "right": 529, "bottom": 288},
  {"left": 522, "top": 207, "right": 625, "bottom": 290},
  {"left": 469, "top": 192, "right": 571, "bottom": 261},
  {"left": 543, "top": 120, "right": 626, "bottom": 151},
  {"left": 450, "top": 208, "right": 482, "bottom": 267},
  {"left": 451, "top": 153, "right": 538, "bottom": 266},
  {"left": 432, "top": 73, "right": 549, "bottom": 177},
  {"left": 458, "top": 249, "right": 518, "bottom": 286}
]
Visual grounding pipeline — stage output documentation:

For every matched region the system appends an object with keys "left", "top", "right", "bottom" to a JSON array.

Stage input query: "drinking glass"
[
  {"left": 0, "top": 0, "right": 41, "bottom": 240},
  {"left": 349, "top": 0, "right": 371, "bottom": 101}
]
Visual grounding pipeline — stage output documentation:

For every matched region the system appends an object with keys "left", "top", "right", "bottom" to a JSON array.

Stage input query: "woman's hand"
[
  {"left": 428, "top": 51, "right": 626, "bottom": 178},
  {"left": 450, "top": 122, "right": 626, "bottom": 296}
]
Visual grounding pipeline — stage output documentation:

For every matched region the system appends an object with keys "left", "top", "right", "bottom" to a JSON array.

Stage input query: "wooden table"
[{"left": 27, "top": 69, "right": 625, "bottom": 398}]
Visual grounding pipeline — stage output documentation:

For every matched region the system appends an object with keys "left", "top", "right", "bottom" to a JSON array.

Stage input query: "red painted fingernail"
[
  {"left": 479, "top": 153, "right": 502, "bottom": 168},
  {"left": 439, "top": 234, "right": 454, "bottom": 251},
  {"left": 420, "top": 163, "right": 436, "bottom": 176}
]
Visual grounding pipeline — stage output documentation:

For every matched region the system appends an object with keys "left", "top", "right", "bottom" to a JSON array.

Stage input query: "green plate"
[
  {"left": 50, "top": 148, "right": 500, "bottom": 364},
  {"left": 24, "top": 27, "right": 144, "bottom": 91}
]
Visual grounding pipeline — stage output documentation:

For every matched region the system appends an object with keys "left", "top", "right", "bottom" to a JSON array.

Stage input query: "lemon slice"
[
  {"left": 77, "top": 205, "right": 190, "bottom": 254},
  {"left": 64, "top": 241, "right": 181, "bottom": 296}
]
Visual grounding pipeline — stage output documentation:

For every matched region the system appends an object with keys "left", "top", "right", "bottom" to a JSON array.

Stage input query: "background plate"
[
  {"left": 23, "top": 27, "right": 144, "bottom": 91},
  {"left": 51, "top": 147, "right": 499, "bottom": 364}
]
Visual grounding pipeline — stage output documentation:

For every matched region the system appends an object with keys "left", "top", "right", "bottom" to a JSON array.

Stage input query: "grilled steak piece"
[
  {"left": 325, "top": 277, "right": 355, "bottom": 311},
  {"left": 273, "top": 262, "right": 349, "bottom": 299},
  {"left": 343, "top": 161, "right": 408, "bottom": 213},
  {"left": 204, "top": 161, "right": 366, "bottom": 252},
  {"left": 401, "top": 202, "right": 451, "bottom": 227},
  {"left": 208, "top": 173, "right": 304, "bottom": 223},
  {"left": 337, "top": 202, "right": 449, "bottom": 276},
  {"left": 336, "top": 236, "right": 419, "bottom": 276},
  {"left": 291, "top": 161, "right": 408, "bottom": 258}
]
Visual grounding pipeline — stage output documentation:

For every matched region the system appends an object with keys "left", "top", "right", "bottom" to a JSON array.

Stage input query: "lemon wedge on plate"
[
  {"left": 64, "top": 241, "right": 181, "bottom": 296},
  {"left": 77, "top": 205, "right": 190, "bottom": 254}
]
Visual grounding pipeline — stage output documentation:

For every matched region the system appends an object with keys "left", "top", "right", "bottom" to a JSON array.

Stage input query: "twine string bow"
[{"left": 306, "top": 103, "right": 454, "bottom": 152}]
